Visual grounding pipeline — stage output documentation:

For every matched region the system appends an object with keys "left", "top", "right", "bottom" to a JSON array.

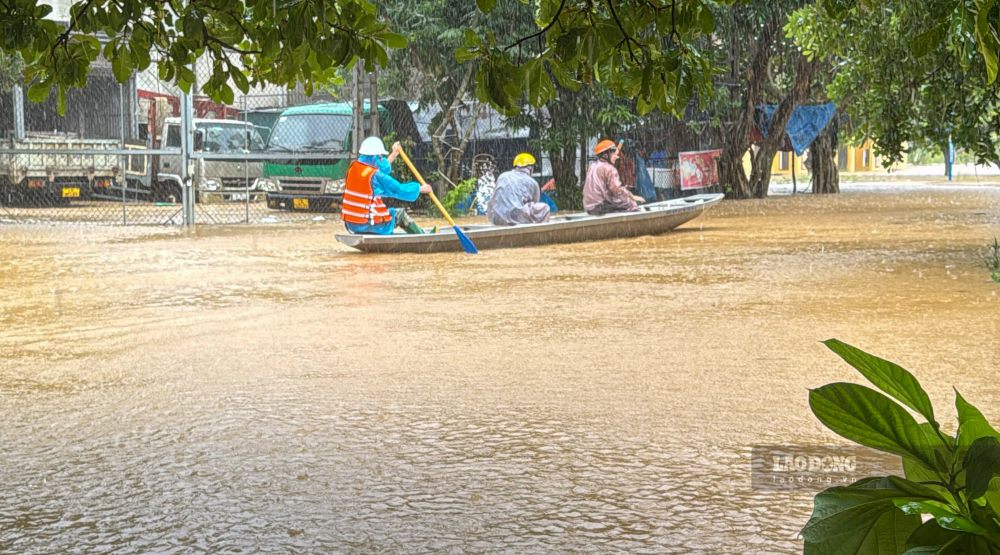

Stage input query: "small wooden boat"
[{"left": 335, "top": 193, "right": 724, "bottom": 254}]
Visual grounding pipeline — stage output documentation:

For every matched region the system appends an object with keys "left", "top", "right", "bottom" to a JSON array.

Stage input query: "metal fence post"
[
  {"left": 370, "top": 68, "right": 379, "bottom": 137},
  {"left": 180, "top": 86, "right": 195, "bottom": 227},
  {"left": 12, "top": 86, "right": 25, "bottom": 140},
  {"left": 243, "top": 95, "right": 250, "bottom": 224},
  {"left": 120, "top": 83, "right": 127, "bottom": 225},
  {"left": 352, "top": 65, "right": 362, "bottom": 158}
]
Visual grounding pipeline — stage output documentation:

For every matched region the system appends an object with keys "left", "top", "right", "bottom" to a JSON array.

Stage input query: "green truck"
[{"left": 255, "top": 102, "right": 389, "bottom": 212}]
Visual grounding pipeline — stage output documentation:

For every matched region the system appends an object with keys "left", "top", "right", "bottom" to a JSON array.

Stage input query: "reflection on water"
[{"left": 2, "top": 186, "right": 999, "bottom": 553}]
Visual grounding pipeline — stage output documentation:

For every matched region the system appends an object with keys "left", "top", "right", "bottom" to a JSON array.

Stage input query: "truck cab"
[
  {"left": 150, "top": 118, "right": 266, "bottom": 203},
  {"left": 255, "top": 102, "right": 390, "bottom": 211}
]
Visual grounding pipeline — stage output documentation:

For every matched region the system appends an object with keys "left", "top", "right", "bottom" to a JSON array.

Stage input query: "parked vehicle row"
[
  {"left": 2, "top": 98, "right": 424, "bottom": 212},
  {"left": 0, "top": 134, "right": 121, "bottom": 205}
]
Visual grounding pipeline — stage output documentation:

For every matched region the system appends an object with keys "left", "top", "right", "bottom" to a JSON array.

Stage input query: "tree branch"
[
  {"left": 431, "top": 63, "right": 476, "bottom": 186},
  {"left": 450, "top": 100, "right": 481, "bottom": 178},
  {"left": 606, "top": 0, "right": 641, "bottom": 62},
  {"left": 204, "top": 34, "right": 263, "bottom": 55},
  {"left": 49, "top": 0, "right": 100, "bottom": 67},
  {"left": 54, "top": 0, "right": 99, "bottom": 50},
  {"left": 503, "top": 0, "right": 566, "bottom": 52}
]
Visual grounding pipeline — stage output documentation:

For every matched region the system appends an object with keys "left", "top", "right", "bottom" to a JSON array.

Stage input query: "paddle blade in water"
[{"left": 453, "top": 226, "right": 479, "bottom": 254}]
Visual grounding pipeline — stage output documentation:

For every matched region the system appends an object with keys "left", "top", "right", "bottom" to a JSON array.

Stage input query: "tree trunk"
[
  {"left": 447, "top": 101, "right": 480, "bottom": 183},
  {"left": 720, "top": 144, "right": 750, "bottom": 199},
  {"left": 429, "top": 64, "right": 476, "bottom": 196},
  {"left": 941, "top": 141, "right": 951, "bottom": 178},
  {"left": 809, "top": 113, "right": 840, "bottom": 194},
  {"left": 748, "top": 55, "right": 816, "bottom": 198},
  {"left": 720, "top": 15, "right": 778, "bottom": 199},
  {"left": 549, "top": 146, "right": 580, "bottom": 210}
]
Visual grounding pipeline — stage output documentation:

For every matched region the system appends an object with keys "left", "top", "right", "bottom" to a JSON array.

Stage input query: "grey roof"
[{"left": 410, "top": 101, "right": 529, "bottom": 143}]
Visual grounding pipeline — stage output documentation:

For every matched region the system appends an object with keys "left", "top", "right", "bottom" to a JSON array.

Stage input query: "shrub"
[{"left": 802, "top": 340, "right": 1000, "bottom": 554}]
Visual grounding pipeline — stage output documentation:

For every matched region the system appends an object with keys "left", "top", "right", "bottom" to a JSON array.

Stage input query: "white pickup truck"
[{"left": 0, "top": 134, "right": 122, "bottom": 204}]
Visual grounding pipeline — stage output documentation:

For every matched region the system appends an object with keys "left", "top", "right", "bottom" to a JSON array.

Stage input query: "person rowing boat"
[{"left": 342, "top": 137, "right": 432, "bottom": 235}]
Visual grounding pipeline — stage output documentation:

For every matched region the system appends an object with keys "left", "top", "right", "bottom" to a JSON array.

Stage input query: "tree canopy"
[
  {"left": 7, "top": 0, "right": 1000, "bottom": 191},
  {"left": 462, "top": 0, "right": 725, "bottom": 117},
  {"left": 0, "top": 0, "right": 405, "bottom": 111},
  {"left": 790, "top": 0, "right": 1000, "bottom": 166}
]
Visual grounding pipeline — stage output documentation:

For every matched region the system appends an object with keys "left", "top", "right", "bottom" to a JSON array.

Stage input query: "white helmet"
[{"left": 358, "top": 136, "right": 388, "bottom": 156}]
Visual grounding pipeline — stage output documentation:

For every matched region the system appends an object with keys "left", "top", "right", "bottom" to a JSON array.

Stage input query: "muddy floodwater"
[{"left": 2, "top": 184, "right": 999, "bottom": 553}]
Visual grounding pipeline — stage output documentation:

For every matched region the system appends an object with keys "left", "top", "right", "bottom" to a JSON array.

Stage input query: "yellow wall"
[
  {"left": 758, "top": 139, "right": 903, "bottom": 176},
  {"left": 841, "top": 139, "right": 877, "bottom": 173},
  {"left": 769, "top": 151, "right": 808, "bottom": 176},
  {"left": 739, "top": 149, "right": 810, "bottom": 176}
]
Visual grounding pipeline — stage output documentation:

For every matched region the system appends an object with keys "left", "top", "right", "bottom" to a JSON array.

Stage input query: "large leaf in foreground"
[
  {"left": 802, "top": 477, "right": 923, "bottom": 554},
  {"left": 955, "top": 390, "right": 1000, "bottom": 448},
  {"left": 902, "top": 455, "right": 951, "bottom": 501},
  {"left": 903, "top": 519, "right": 1000, "bottom": 554},
  {"left": 823, "top": 339, "right": 936, "bottom": 424},
  {"left": 965, "top": 436, "right": 1000, "bottom": 499},
  {"left": 810, "top": 383, "right": 943, "bottom": 470},
  {"left": 894, "top": 499, "right": 992, "bottom": 536}
]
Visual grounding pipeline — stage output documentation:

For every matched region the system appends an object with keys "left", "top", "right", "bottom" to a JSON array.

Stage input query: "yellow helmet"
[{"left": 513, "top": 152, "right": 536, "bottom": 167}]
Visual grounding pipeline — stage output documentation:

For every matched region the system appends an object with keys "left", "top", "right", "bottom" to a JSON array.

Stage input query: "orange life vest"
[{"left": 342, "top": 161, "right": 392, "bottom": 225}]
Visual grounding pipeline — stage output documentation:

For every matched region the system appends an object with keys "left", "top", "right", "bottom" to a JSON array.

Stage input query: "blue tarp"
[
  {"left": 756, "top": 103, "right": 836, "bottom": 156},
  {"left": 540, "top": 191, "right": 558, "bottom": 213},
  {"left": 634, "top": 155, "right": 656, "bottom": 202}
]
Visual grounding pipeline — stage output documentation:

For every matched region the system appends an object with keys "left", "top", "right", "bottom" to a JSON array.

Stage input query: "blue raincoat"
[{"left": 345, "top": 154, "right": 422, "bottom": 235}]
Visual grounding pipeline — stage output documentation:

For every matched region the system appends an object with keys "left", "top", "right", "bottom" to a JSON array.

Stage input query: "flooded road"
[{"left": 2, "top": 184, "right": 999, "bottom": 553}]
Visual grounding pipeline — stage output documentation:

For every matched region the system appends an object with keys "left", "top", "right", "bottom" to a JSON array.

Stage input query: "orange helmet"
[{"left": 594, "top": 139, "right": 616, "bottom": 156}]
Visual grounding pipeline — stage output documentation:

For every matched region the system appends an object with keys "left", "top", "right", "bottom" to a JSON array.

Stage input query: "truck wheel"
[{"left": 156, "top": 183, "right": 183, "bottom": 204}]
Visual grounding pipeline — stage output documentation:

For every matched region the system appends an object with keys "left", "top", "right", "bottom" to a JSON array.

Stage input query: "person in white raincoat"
[{"left": 486, "top": 153, "right": 554, "bottom": 226}]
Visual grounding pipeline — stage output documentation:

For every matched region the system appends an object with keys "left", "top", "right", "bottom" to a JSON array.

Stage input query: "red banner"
[{"left": 679, "top": 149, "right": 723, "bottom": 190}]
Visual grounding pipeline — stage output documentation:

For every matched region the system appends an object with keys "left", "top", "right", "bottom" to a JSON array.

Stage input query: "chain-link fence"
[
  {"left": 0, "top": 63, "right": 188, "bottom": 225},
  {"left": 1, "top": 39, "right": 721, "bottom": 228}
]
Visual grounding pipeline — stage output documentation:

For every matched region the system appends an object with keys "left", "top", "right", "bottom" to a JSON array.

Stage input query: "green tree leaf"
[
  {"left": 955, "top": 389, "right": 1000, "bottom": 448},
  {"left": 903, "top": 520, "right": 1000, "bottom": 554},
  {"left": 376, "top": 32, "right": 407, "bottom": 49},
  {"left": 230, "top": 67, "right": 250, "bottom": 94},
  {"left": 802, "top": 476, "right": 923, "bottom": 554},
  {"left": 902, "top": 452, "right": 953, "bottom": 503},
  {"left": 894, "top": 499, "right": 991, "bottom": 536},
  {"left": 965, "top": 436, "right": 1000, "bottom": 499},
  {"left": 26, "top": 80, "right": 50, "bottom": 103},
  {"left": 975, "top": 0, "right": 1000, "bottom": 83},
  {"left": 111, "top": 50, "right": 132, "bottom": 83},
  {"left": 911, "top": 23, "right": 948, "bottom": 59},
  {"left": 455, "top": 47, "right": 478, "bottom": 63},
  {"left": 820, "top": 0, "right": 853, "bottom": 18},
  {"left": 823, "top": 339, "right": 937, "bottom": 425},
  {"left": 55, "top": 85, "right": 66, "bottom": 116},
  {"left": 810, "top": 383, "right": 944, "bottom": 470}
]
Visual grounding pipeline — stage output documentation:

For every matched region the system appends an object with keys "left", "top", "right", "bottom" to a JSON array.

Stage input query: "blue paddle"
[{"left": 397, "top": 149, "right": 478, "bottom": 254}]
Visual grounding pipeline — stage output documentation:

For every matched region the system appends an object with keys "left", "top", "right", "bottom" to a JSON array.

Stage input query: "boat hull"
[{"left": 335, "top": 193, "right": 724, "bottom": 254}]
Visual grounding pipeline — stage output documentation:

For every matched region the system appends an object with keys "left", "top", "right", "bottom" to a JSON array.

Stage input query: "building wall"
[{"left": 766, "top": 140, "right": 905, "bottom": 176}]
